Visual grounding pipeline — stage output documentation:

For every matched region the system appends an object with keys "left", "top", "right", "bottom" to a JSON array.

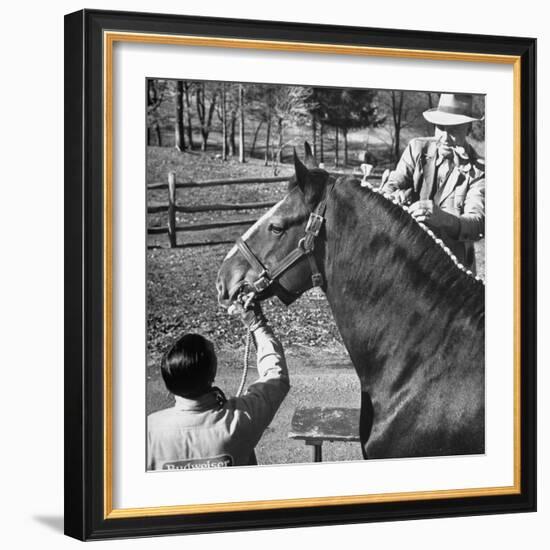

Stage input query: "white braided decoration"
[{"left": 358, "top": 179, "right": 484, "bottom": 284}]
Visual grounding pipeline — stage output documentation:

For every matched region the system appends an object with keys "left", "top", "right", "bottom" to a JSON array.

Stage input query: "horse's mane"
[{"left": 328, "top": 175, "right": 484, "bottom": 318}]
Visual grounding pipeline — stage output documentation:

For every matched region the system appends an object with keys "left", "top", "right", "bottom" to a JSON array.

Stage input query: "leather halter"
[{"left": 235, "top": 181, "right": 334, "bottom": 300}]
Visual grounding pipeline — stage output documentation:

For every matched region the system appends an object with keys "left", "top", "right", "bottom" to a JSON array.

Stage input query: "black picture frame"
[{"left": 64, "top": 9, "right": 536, "bottom": 541}]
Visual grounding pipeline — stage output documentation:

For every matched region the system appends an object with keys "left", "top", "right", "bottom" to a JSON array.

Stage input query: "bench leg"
[{"left": 305, "top": 440, "right": 323, "bottom": 462}]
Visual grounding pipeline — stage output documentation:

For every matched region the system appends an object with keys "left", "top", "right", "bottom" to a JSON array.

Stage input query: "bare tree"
[
  {"left": 215, "top": 83, "right": 243, "bottom": 159},
  {"left": 265, "top": 115, "right": 271, "bottom": 166},
  {"left": 238, "top": 84, "right": 245, "bottom": 163},
  {"left": 390, "top": 91, "right": 405, "bottom": 162},
  {"left": 220, "top": 82, "right": 227, "bottom": 160},
  {"left": 175, "top": 80, "right": 186, "bottom": 151},
  {"left": 183, "top": 81, "right": 194, "bottom": 149},
  {"left": 378, "top": 90, "right": 429, "bottom": 162},
  {"left": 229, "top": 110, "right": 237, "bottom": 156},
  {"left": 272, "top": 86, "right": 313, "bottom": 163},
  {"left": 147, "top": 79, "right": 167, "bottom": 146},
  {"left": 311, "top": 112, "right": 318, "bottom": 157},
  {"left": 319, "top": 120, "right": 325, "bottom": 162},
  {"left": 249, "top": 120, "right": 263, "bottom": 157},
  {"left": 311, "top": 87, "right": 382, "bottom": 166},
  {"left": 195, "top": 81, "right": 218, "bottom": 151},
  {"left": 245, "top": 85, "right": 275, "bottom": 165}
]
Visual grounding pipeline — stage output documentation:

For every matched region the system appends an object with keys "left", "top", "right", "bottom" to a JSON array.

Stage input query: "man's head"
[
  {"left": 434, "top": 123, "right": 470, "bottom": 158},
  {"left": 161, "top": 333, "right": 217, "bottom": 398},
  {"left": 423, "top": 93, "right": 482, "bottom": 158}
]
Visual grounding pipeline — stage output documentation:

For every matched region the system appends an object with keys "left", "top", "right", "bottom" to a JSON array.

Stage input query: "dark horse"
[{"left": 216, "top": 146, "right": 485, "bottom": 459}]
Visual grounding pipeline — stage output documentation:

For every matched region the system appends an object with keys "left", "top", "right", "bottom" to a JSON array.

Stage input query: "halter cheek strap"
[
  {"left": 235, "top": 237, "right": 272, "bottom": 293},
  {"left": 235, "top": 182, "right": 333, "bottom": 296}
]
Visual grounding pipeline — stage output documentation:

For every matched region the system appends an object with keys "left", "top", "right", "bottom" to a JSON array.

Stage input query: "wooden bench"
[{"left": 288, "top": 407, "right": 361, "bottom": 462}]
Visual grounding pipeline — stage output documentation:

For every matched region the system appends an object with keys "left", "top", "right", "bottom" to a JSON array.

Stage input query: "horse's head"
[{"left": 216, "top": 143, "right": 331, "bottom": 307}]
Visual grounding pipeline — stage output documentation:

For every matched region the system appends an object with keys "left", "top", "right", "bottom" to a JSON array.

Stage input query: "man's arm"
[
  {"left": 456, "top": 176, "right": 485, "bottom": 241},
  {"left": 238, "top": 324, "right": 290, "bottom": 423},
  {"left": 381, "top": 140, "right": 417, "bottom": 194},
  {"left": 409, "top": 175, "right": 485, "bottom": 242}
]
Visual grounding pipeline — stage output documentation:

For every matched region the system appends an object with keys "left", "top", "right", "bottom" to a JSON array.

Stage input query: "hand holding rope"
[{"left": 228, "top": 289, "right": 265, "bottom": 397}]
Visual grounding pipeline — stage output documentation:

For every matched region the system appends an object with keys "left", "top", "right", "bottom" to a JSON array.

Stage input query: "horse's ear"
[
  {"left": 303, "top": 141, "right": 318, "bottom": 168},
  {"left": 293, "top": 148, "right": 324, "bottom": 207},
  {"left": 293, "top": 148, "right": 310, "bottom": 191}
]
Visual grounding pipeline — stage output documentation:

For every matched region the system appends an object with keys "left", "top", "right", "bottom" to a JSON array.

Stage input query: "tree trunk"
[
  {"left": 155, "top": 122, "right": 162, "bottom": 146},
  {"left": 343, "top": 128, "right": 348, "bottom": 165},
  {"left": 196, "top": 82, "right": 217, "bottom": 151},
  {"left": 392, "top": 91, "right": 404, "bottom": 162},
  {"left": 196, "top": 84, "right": 206, "bottom": 151},
  {"left": 229, "top": 112, "right": 236, "bottom": 156},
  {"left": 264, "top": 119, "right": 271, "bottom": 166},
  {"left": 393, "top": 127, "right": 401, "bottom": 162},
  {"left": 175, "top": 80, "right": 185, "bottom": 151},
  {"left": 320, "top": 121, "right": 325, "bottom": 163},
  {"left": 312, "top": 113, "right": 317, "bottom": 158},
  {"left": 277, "top": 117, "right": 284, "bottom": 163},
  {"left": 334, "top": 127, "right": 339, "bottom": 167},
  {"left": 239, "top": 84, "right": 245, "bottom": 163},
  {"left": 221, "top": 82, "right": 227, "bottom": 161},
  {"left": 183, "top": 82, "right": 194, "bottom": 150},
  {"left": 250, "top": 121, "right": 263, "bottom": 157},
  {"left": 427, "top": 92, "right": 434, "bottom": 109},
  {"left": 205, "top": 88, "right": 218, "bottom": 152}
]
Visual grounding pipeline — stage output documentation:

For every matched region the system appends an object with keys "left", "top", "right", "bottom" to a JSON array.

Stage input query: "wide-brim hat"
[{"left": 423, "top": 93, "right": 483, "bottom": 126}]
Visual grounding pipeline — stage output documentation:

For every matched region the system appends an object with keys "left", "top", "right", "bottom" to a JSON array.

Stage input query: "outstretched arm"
[{"left": 233, "top": 302, "right": 290, "bottom": 436}]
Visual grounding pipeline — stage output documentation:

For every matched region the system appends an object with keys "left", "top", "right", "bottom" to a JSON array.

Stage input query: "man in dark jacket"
[{"left": 381, "top": 93, "right": 485, "bottom": 273}]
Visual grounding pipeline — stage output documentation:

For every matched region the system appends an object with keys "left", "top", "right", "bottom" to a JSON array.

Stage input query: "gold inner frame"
[{"left": 103, "top": 31, "right": 522, "bottom": 519}]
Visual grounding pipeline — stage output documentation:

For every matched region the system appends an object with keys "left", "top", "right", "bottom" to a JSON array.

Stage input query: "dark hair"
[{"left": 160, "top": 334, "right": 217, "bottom": 398}]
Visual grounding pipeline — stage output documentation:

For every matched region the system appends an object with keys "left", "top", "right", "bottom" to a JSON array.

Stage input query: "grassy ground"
[{"left": 146, "top": 144, "right": 485, "bottom": 466}]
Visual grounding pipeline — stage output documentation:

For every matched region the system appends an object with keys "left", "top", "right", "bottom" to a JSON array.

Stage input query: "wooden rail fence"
[{"left": 147, "top": 170, "right": 382, "bottom": 248}]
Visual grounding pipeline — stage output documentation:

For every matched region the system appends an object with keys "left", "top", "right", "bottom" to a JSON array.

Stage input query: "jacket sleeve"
[
  {"left": 455, "top": 175, "right": 485, "bottom": 242},
  {"left": 381, "top": 140, "right": 417, "bottom": 193},
  {"left": 234, "top": 324, "right": 290, "bottom": 435}
]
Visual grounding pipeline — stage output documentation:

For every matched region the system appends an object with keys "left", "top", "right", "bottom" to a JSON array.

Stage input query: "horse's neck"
[{"left": 322, "top": 186, "right": 482, "bottom": 388}]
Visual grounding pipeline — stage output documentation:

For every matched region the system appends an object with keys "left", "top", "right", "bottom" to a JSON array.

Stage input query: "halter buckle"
[
  {"left": 253, "top": 271, "right": 272, "bottom": 293},
  {"left": 305, "top": 213, "right": 324, "bottom": 237}
]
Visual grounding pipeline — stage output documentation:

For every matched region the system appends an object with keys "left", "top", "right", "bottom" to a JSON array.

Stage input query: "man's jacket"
[
  {"left": 147, "top": 325, "right": 289, "bottom": 470},
  {"left": 382, "top": 137, "right": 485, "bottom": 271}
]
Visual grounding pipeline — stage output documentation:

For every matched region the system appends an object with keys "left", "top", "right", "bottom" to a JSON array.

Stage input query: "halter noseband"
[{"left": 235, "top": 181, "right": 334, "bottom": 301}]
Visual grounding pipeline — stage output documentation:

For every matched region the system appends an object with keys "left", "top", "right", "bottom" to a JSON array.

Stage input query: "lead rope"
[{"left": 236, "top": 328, "right": 252, "bottom": 397}]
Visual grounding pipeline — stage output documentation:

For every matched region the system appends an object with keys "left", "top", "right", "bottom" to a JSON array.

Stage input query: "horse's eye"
[{"left": 268, "top": 223, "right": 284, "bottom": 236}]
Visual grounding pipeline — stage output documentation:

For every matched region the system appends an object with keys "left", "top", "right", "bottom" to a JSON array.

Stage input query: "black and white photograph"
[
  {"left": 59, "top": 6, "right": 536, "bottom": 542},
  {"left": 145, "top": 80, "right": 486, "bottom": 470}
]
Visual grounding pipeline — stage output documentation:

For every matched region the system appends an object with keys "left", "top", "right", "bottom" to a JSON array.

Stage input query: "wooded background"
[{"left": 147, "top": 79, "right": 485, "bottom": 167}]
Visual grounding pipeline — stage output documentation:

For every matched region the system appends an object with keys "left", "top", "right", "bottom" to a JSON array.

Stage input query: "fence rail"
[
  {"left": 148, "top": 169, "right": 383, "bottom": 248},
  {"left": 147, "top": 200, "right": 277, "bottom": 214},
  {"left": 148, "top": 219, "right": 259, "bottom": 234},
  {"left": 147, "top": 175, "right": 291, "bottom": 190}
]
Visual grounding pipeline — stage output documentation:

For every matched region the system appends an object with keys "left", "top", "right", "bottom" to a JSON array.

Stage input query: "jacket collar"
[
  {"left": 431, "top": 142, "right": 479, "bottom": 204},
  {"left": 174, "top": 387, "right": 226, "bottom": 412},
  {"left": 434, "top": 142, "right": 478, "bottom": 173}
]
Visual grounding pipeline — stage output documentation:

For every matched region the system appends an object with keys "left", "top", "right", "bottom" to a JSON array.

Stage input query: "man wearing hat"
[{"left": 381, "top": 93, "right": 485, "bottom": 273}]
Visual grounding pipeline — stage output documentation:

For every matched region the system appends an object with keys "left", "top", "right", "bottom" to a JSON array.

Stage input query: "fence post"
[{"left": 167, "top": 172, "right": 177, "bottom": 248}]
